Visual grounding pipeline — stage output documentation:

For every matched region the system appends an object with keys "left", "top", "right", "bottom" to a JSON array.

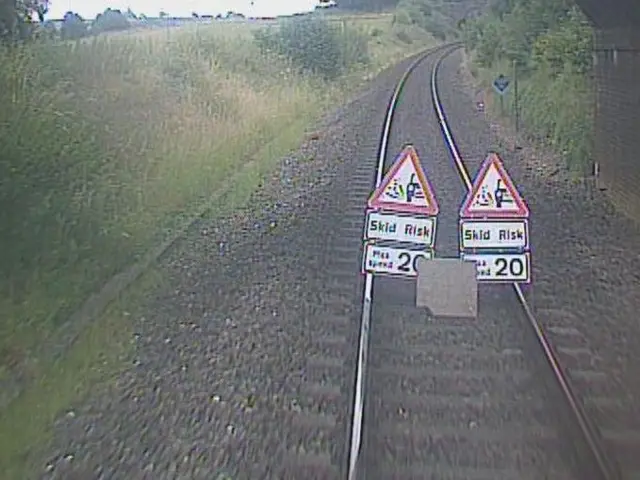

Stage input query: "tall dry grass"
[
  {"left": 0, "top": 15, "right": 438, "bottom": 478},
  {"left": 0, "top": 25, "right": 320, "bottom": 361},
  {"left": 0, "top": 17, "right": 435, "bottom": 378}
]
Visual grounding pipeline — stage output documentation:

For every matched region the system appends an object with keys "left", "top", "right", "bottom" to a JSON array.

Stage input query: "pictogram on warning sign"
[
  {"left": 368, "top": 145, "right": 439, "bottom": 216},
  {"left": 459, "top": 153, "right": 529, "bottom": 218}
]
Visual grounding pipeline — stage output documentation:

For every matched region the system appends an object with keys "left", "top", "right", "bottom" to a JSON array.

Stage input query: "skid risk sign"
[
  {"left": 368, "top": 145, "right": 439, "bottom": 216},
  {"left": 363, "top": 145, "right": 439, "bottom": 279},
  {"left": 459, "top": 153, "right": 529, "bottom": 219},
  {"left": 365, "top": 211, "right": 436, "bottom": 247},
  {"left": 460, "top": 220, "right": 528, "bottom": 250},
  {"left": 458, "top": 152, "right": 532, "bottom": 285}
]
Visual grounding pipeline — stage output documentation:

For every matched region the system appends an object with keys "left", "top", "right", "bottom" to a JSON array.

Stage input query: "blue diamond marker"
[{"left": 493, "top": 74, "right": 510, "bottom": 95}]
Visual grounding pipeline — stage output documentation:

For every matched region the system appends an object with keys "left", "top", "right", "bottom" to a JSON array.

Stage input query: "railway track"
[
  {"left": 354, "top": 44, "right": 582, "bottom": 480},
  {"left": 430, "top": 48, "right": 640, "bottom": 480},
  {"left": 251, "top": 44, "right": 639, "bottom": 480}
]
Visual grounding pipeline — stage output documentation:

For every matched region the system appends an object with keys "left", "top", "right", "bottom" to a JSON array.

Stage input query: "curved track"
[
  {"left": 238, "top": 43, "right": 632, "bottom": 480},
  {"left": 431, "top": 48, "right": 620, "bottom": 480},
  {"left": 36, "top": 39, "right": 640, "bottom": 480},
  {"left": 338, "top": 44, "right": 626, "bottom": 480}
]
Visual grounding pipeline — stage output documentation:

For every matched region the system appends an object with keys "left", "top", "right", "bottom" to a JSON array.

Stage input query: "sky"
[{"left": 47, "top": 0, "right": 321, "bottom": 19}]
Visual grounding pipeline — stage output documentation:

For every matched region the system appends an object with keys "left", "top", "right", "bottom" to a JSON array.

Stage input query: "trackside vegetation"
[
  {"left": 460, "top": 0, "right": 594, "bottom": 173},
  {"left": 3, "top": 0, "right": 596, "bottom": 474},
  {"left": 0, "top": 11, "right": 440, "bottom": 477}
]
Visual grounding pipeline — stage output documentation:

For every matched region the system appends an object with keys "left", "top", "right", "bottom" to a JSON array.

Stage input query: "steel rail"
[
  {"left": 430, "top": 45, "right": 619, "bottom": 480},
  {"left": 346, "top": 41, "right": 459, "bottom": 480}
]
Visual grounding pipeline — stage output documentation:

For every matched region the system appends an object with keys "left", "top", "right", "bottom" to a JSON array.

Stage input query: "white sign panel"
[
  {"left": 365, "top": 211, "right": 436, "bottom": 247},
  {"left": 363, "top": 243, "right": 434, "bottom": 278},
  {"left": 462, "top": 252, "right": 531, "bottom": 283},
  {"left": 460, "top": 220, "right": 528, "bottom": 250}
]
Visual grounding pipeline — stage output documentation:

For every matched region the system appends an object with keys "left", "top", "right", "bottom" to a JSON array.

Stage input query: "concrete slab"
[{"left": 415, "top": 257, "right": 478, "bottom": 318}]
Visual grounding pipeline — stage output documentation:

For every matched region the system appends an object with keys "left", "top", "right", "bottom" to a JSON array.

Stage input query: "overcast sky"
[{"left": 47, "top": 0, "right": 320, "bottom": 19}]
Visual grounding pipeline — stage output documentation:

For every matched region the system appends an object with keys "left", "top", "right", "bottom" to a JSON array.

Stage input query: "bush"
[
  {"left": 474, "top": 19, "right": 503, "bottom": 67},
  {"left": 424, "top": 17, "right": 447, "bottom": 41},
  {"left": 460, "top": 18, "right": 481, "bottom": 50},
  {"left": 531, "top": 6, "right": 592, "bottom": 76},
  {"left": 92, "top": 8, "right": 130, "bottom": 34},
  {"left": 395, "top": 30, "right": 413, "bottom": 44},
  {"left": 396, "top": 0, "right": 431, "bottom": 27},
  {"left": 32, "top": 20, "right": 58, "bottom": 41},
  {"left": 253, "top": 16, "right": 369, "bottom": 80},
  {"left": 61, "top": 11, "right": 87, "bottom": 40},
  {"left": 392, "top": 9, "right": 413, "bottom": 26},
  {"left": 394, "top": 0, "right": 452, "bottom": 40}
]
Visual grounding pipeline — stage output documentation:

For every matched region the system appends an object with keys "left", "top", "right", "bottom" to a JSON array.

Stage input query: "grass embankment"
[
  {"left": 460, "top": 0, "right": 594, "bottom": 174},
  {"left": 0, "top": 13, "right": 436, "bottom": 477}
]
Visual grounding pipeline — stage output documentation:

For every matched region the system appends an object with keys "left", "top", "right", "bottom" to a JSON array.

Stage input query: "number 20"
[
  {"left": 495, "top": 257, "right": 525, "bottom": 277},
  {"left": 398, "top": 252, "right": 425, "bottom": 273}
]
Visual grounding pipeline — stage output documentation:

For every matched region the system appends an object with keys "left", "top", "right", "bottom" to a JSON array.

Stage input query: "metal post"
[{"left": 513, "top": 60, "right": 520, "bottom": 134}]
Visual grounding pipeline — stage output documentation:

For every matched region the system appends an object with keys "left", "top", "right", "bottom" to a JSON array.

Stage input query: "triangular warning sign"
[
  {"left": 368, "top": 145, "right": 439, "bottom": 215},
  {"left": 459, "top": 153, "right": 529, "bottom": 218}
]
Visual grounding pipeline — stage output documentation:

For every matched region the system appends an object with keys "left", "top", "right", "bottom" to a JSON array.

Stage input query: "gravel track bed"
[
  {"left": 361, "top": 51, "right": 579, "bottom": 479},
  {"left": 38, "top": 51, "right": 434, "bottom": 480},
  {"left": 37, "top": 44, "right": 640, "bottom": 480},
  {"left": 440, "top": 50, "right": 640, "bottom": 475},
  {"left": 443, "top": 50, "right": 640, "bottom": 372}
]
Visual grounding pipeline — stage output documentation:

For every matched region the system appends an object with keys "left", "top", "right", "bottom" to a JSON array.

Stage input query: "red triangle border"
[
  {"left": 367, "top": 145, "right": 439, "bottom": 216},
  {"left": 459, "top": 153, "right": 529, "bottom": 219}
]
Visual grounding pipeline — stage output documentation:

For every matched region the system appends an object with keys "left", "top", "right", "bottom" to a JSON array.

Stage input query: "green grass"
[
  {"left": 0, "top": 267, "right": 164, "bottom": 480},
  {"left": 341, "top": 14, "right": 437, "bottom": 74},
  {"left": 0, "top": 13, "right": 437, "bottom": 477},
  {"left": 0, "top": 118, "right": 312, "bottom": 479},
  {"left": 464, "top": 54, "right": 593, "bottom": 174}
]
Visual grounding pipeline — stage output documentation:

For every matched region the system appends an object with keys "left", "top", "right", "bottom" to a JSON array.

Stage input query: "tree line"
[
  {"left": 58, "top": 8, "right": 133, "bottom": 39},
  {"left": 0, "top": 0, "right": 47, "bottom": 41},
  {"left": 460, "top": 0, "right": 594, "bottom": 171},
  {"left": 460, "top": 0, "right": 592, "bottom": 75},
  {"left": 0, "top": 2, "right": 138, "bottom": 42}
]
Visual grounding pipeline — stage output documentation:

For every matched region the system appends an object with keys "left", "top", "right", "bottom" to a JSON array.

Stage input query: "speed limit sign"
[
  {"left": 462, "top": 252, "right": 531, "bottom": 283},
  {"left": 362, "top": 243, "right": 434, "bottom": 278}
]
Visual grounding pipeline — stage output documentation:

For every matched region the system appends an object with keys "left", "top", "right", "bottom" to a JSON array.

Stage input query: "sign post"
[
  {"left": 363, "top": 145, "right": 439, "bottom": 278},
  {"left": 458, "top": 152, "right": 532, "bottom": 284},
  {"left": 513, "top": 62, "right": 520, "bottom": 134}
]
